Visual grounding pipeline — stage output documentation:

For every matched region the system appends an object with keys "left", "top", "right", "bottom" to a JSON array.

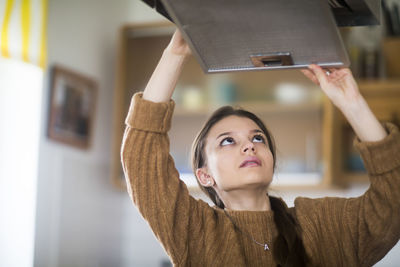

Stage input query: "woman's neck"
[{"left": 219, "top": 188, "right": 271, "bottom": 211}]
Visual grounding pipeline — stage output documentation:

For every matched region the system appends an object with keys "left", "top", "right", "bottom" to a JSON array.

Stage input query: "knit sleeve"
[
  {"left": 294, "top": 123, "right": 400, "bottom": 266},
  {"left": 120, "top": 93, "right": 213, "bottom": 265}
]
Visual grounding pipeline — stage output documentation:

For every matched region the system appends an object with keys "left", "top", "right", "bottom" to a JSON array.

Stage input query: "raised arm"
[
  {"left": 301, "top": 65, "right": 387, "bottom": 142},
  {"left": 142, "top": 29, "right": 191, "bottom": 102},
  {"left": 299, "top": 65, "right": 400, "bottom": 266},
  {"left": 121, "top": 30, "right": 219, "bottom": 266}
]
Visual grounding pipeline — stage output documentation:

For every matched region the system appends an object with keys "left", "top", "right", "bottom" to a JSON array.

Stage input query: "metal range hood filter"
[{"left": 141, "top": 0, "right": 381, "bottom": 73}]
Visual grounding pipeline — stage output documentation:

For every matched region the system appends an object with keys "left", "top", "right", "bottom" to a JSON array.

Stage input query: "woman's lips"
[{"left": 240, "top": 156, "right": 261, "bottom": 168}]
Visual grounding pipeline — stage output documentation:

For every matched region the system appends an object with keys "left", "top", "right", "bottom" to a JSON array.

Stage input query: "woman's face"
[{"left": 203, "top": 115, "right": 274, "bottom": 192}]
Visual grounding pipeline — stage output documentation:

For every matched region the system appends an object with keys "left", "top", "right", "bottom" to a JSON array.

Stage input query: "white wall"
[
  {"left": 34, "top": 1, "right": 171, "bottom": 267},
  {"left": 0, "top": 59, "right": 42, "bottom": 267},
  {"left": 33, "top": 1, "right": 400, "bottom": 267}
]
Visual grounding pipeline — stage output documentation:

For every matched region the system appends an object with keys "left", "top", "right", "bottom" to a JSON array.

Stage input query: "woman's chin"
[
  {"left": 241, "top": 175, "right": 272, "bottom": 188},
  {"left": 240, "top": 168, "right": 272, "bottom": 182}
]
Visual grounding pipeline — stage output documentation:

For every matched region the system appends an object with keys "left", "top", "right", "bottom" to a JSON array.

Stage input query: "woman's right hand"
[
  {"left": 165, "top": 29, "right": 192, "bottom": 57},
  {"left": 142, "top": 29, "right": 191, "bottom": 103}
]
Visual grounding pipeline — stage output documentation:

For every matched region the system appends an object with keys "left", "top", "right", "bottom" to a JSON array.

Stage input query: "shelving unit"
[{"left": 173, "top": 101, "right": 322, "bottom": 117}]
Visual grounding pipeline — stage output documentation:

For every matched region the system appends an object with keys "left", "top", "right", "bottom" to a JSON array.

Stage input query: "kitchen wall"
[
  {"left": 34, "top": 1, "right": 170, "bottom": 266},
  {"left": 0, "top": 59, "right": 43, "bottom": 267},
  {"left": 34, "top": 1, "right": 400, "bottom": 266}
]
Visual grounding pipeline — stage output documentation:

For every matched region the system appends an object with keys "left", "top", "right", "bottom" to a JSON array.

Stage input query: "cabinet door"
[{"left": 368, "top": 100, "right": 400, "bottom": 125}]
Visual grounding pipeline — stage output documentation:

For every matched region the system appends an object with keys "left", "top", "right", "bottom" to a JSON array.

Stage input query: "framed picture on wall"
[{"left": 47, "top": 65, "right": 97, "bottom": 149}]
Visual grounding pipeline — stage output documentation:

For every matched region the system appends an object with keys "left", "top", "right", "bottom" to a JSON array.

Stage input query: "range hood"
[
  {"left": 328, "top": 0, "right": 381, "bottom": 26},
  {"left": 141, "top": 0, "right": 381, "bottom": 73}
]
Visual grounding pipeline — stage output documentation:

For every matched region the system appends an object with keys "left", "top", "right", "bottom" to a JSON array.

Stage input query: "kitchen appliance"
[{"left": 141, "top": 0, "right": 381, "bottom": 73}]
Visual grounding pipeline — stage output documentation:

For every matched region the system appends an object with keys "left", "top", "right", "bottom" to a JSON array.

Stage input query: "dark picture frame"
[{"left": 47, "top": 65, "right": 97, "bottom": 149}]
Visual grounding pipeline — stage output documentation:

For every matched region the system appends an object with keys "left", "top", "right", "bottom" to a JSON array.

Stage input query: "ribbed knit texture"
[{"left": 121, "top": 92, "right": 400, "bottom": 267}]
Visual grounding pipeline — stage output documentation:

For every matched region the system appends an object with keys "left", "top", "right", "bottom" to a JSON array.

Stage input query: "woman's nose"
[{"left": 242, "top": 141, "right": 256, "bottom": 153}]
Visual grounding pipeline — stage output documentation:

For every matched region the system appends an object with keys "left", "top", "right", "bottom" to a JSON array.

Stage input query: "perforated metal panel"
[{"left": 159, "top": 0, "right": 350, "bottom": 73}]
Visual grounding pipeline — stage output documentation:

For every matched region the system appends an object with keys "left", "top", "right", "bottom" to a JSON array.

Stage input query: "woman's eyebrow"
[
  {"left": 251, "top": 129, "right": 264, "bottom": 134},
  {"left": 216, "top": 132, "right": 232, "bottom": 139}
]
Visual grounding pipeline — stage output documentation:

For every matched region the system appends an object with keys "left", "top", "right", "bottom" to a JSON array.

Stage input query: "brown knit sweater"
[{"left": 121, "top": 93, "right": 400, "bottom": 267}]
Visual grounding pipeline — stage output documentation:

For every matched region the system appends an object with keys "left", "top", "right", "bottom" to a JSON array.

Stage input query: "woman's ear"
[{"left": 196, "top": 168, "right": 214, "bottom": 187}]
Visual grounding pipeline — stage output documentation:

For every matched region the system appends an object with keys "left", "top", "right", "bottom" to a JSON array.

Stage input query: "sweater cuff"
[
  {"left": 125, "top": 92, "right": 175, "bottom": 133},
  {"left": 354, "top": 122, "right": 400, "bottom": 175}
]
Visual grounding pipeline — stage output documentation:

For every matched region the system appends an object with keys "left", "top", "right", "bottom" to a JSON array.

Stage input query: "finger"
[
  {"left": 328, "top": 68, "right": 342, "bottom": 77},
  {"left": 342, "top": 68, "right": 353, "bottom": 76},
  {"left": 300, "top": 69, "right": 313, "bottom": 79},
  {"left": 332, "top": 68, "right": 353, "bottom": 77},
  {"left": 325, "top": 68, "right": 334, "bottom": 76},
  {"left": 322, "top": 68, "right": 331, "bottom": 77},
  {"left": 301, "top": 69, "right": 319, "bottom": 85},
  {"left": 308, "top": 64, "right": 328, "bottom": 84},
  {"left": 329, "top": 68, "right": 351, "bottom": 80},
  {"left": 300, "top": 69, "right": 315, "bottom": 82}
]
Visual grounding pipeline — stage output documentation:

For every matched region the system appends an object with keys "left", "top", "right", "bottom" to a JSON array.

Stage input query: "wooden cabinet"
[{"left": 112, "top": 22, "right": 400, "bottom": 191}]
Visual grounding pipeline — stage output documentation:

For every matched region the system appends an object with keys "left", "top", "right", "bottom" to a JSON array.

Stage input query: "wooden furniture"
[
  {"left": 112, "top": 22, "right": 400, "bottom": 191},
  {"left": 383, "top": 38, "right": 400, "bottom": 78}
]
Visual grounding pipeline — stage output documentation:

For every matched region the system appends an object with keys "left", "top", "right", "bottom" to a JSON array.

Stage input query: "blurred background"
[{"left": 1, "top": 0, "right": 400, "bottom": 266}]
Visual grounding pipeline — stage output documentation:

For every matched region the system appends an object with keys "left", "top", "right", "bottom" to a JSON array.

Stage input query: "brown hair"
[{"left": 191, "top": 106, "right": 309, "bottom": 266}]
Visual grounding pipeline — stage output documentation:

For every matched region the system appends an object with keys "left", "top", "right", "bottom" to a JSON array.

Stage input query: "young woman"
[{"left": 121, "top": 30, "right": 400, "bottom": 266}]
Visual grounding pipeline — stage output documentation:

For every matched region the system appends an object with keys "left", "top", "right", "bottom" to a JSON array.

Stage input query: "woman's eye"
[
  {"left": 220, "top": 137, "right": 234, "bottom": 146},
  {"left": 253, "top": 135, "right": 265, "bottom": 143}
]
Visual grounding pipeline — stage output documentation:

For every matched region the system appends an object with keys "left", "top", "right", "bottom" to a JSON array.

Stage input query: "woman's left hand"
[
  {"left": 301, "top": 64, "right": 387, "bottom": 142},
  {"left": 301, "top": 64, "right": 361, "bottom": 111}
]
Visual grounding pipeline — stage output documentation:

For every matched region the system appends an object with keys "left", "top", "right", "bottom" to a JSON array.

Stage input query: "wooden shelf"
[
  {"left": 357, "top": 79, "right": 400, "bottom": 90},
  {"left": 174, "top": 101, "right": 322, "bottom": 117}
]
